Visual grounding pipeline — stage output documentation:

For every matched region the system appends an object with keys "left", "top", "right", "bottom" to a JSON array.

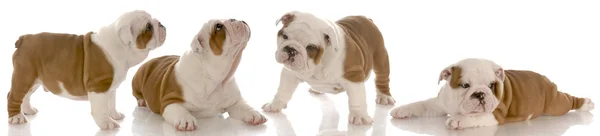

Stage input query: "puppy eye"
[
  {"left": 215, "top": 23, "right": 224, "bottom": 31},
  {"left": 306, "top": 45, "right": 317, "bottom": 52},
  {"left": 488, "top": 83, "right": 495, "bottom": 89},
  {"left": 460, "top": 83, "right": 470, "bottom": 89},
  {"left": 146, "top": 23, "right": 153, "bottom": 31},
  {"left": 282, "top": 34, "right": 288, "bottom": 40}
]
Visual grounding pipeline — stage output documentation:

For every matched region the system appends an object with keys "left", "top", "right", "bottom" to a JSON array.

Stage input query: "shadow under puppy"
[
  {"left": 390, "top": 58, "right": 595, "bottom": 129},
  {"left": 132, "top": 19, "right": 266, "bottom": 131},
  {"left": 262, "top": 11, "right": 395, "bottom": 125},
  {"left": 7, "top": 10, "right": 166, "bottom": 130}
]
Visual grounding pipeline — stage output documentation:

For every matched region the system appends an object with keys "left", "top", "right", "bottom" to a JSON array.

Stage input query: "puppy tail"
[{"left": 14, "top": 35, "right": 25, "bottom": 48}]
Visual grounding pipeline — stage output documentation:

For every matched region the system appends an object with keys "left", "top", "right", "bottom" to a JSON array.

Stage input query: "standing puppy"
[
  {"left": 390, "top": 58, "right": 595, "bottom": 129},
  {"left": 132, "top": 19, "right": 266, "bottom": 131},
  {"left": 7, "top": 10, "right": 167, "bottom": 130},
  {"left": 262, "top": 11, "right": 395, "bottom": 125}
]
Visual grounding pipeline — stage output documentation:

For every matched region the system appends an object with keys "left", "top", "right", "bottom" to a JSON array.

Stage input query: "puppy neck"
[
  {"left": 175, "top": 50, "right": 238, "bottom": 88},
  {"left": 92, "top": 24, "right": 150, "bottom": 68}
]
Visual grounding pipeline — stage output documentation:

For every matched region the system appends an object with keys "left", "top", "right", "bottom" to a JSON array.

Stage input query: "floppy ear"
[
  {"left": 275, "top": 13, "right": 295, "bottom": 27},
  {"left": 117, "top": 24, "right": 134, "bottom": 47},
  {"left": 489, "top": 61, "right": 505, "bottom": 82},
  {"left": 191, "top": 35, "right": 205, "bottom": 53},
  {"left": 438, "top": 65, "right": 454, "bottom": 85}
]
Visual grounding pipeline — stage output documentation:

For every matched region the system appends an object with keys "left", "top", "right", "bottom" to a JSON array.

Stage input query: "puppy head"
[
  {"left": 190, "top": 19, "right": 250, "bottom": 58},
  {"left": 437, "top": 58, "right": 505, "bottom": 116},
  {"left": 114, "top": 10, "right": 167, "bottom": 51},
  {"left": 275, "top": 11, "right": 332, "bottom": 72}
]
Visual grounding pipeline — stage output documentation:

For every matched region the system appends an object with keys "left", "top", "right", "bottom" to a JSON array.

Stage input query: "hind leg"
[
  {"left": 544, "top": 91, "right": 590, "bottom": 116},
  {"left": 7, "top": 66, "right": 38, "bottom": 124},
  {"left": 21, "top": 84, "right": 40, "bottom": 115},
  {"left": 372, "top": 48, "right": 395, "bottom": 105}
]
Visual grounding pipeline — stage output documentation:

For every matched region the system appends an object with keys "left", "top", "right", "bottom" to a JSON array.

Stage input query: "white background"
[{"left": 0, "top": 0, "right": 599, "bottom": 136}]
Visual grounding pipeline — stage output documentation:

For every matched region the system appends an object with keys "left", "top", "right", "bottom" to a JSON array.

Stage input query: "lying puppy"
[
  {"left": 262, "top": 11, "right": 395, "bottom": 125},
  {"left": 7, "top": 10, "right": 166, "bottom": 129},
  {"left": 390, "top": 58, "right": 595, "bottom": 129},
  {"left": 132, "top": 19, "right": 266, "bottom": 131}
]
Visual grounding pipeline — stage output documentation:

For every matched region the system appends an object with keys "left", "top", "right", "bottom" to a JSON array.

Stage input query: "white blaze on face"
[
  {"left": 275, "top": 11, "right": 332, "bottom": 72},
  {"left": 438, "top": 58, "right": 503, "bottom": 116}
]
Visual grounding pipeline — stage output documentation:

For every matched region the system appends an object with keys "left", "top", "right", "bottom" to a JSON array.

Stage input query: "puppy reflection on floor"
[
  {"left": 391, "top": 111, "right": 593, "bottom": 136},
  {"left": 131, "top": 107, "right": 267, "bottom": 136},
  {"left": 265, "top": 93, "right": 391, "bottom": 136}
]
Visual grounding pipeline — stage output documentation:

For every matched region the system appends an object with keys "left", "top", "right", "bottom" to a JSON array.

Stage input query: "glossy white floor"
[{"left": 1, "top": 0, "right": 599, "bottom": 136}]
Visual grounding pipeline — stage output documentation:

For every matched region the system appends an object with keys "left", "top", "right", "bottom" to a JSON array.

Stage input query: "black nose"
[
  {"left": 283, "top": 46, "right": 297, "bottom": 57},
  {"left": 229, "top": 19, "right": 236, "bottom": 22},
  {"left": 241, "top": 20, "right": 247, "bottom": 25},
  {"left": 158, "top": 22, "right": 165, "bottom": 28},
  {"left": 471, "top": 92, "right": 485, "bottom": 101}
]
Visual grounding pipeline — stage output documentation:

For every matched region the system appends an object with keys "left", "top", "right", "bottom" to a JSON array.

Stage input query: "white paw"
[
  {"left": 376, "top": 94, "right": 396, "bottom": 105},
  {"left": 137, "top": 99, "right": 147, "bottom": 107},
  {"left": 348, "top": 112, "right": 373, "bottom": 125},
  {"left": 577, "top": 98, "right": 595, "bottom": 112},
  {"left": 170, "top": 114, "right": 198, "bottom": 131},
  {"left": 242, "top": 110, "right": 268, "bottom": 125},
  {"left": 446, "top": 116, "right": 469, "bottom": 129},
  {"left": 390, "top": 106, "right": 414, "bottom": 119},
  {"left": 110, "top": 111, "right": 125, "bottom": 120},
  {"left": 21, "top": 105, "right": 38, "bottom": 115},
  {"left": 94, "top": 118, "right": 120, "bottom": 130},
  {"left": 262, "top": 101, "right": 287, "bottom": 112},
  {"left": 8, "top": 113, "right": 28, "bottom": 124}
]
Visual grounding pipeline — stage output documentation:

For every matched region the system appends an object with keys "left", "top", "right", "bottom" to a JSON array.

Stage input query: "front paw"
[
  {"left": 376, "top": 94, "right": 396, "bottom": 105},
  {"left": 110, "top": 111, "right": 125, "bottom": 120},
  {"left": 8, "top": 113, "right": 29, "bottom": 124},
  {"left": 348, "top": 112, "right": 373, "bottom": 125},
  {"left": 262, "top": 101, "right": 287, "bottom": 112},
  {"left": 445, "top": 116, "right": 478, "bottom": 130},
  {"left": 390, "top": 106, "right": 416, "bottom": 119},
  {"left": 93, "top": 117, "right": 120, "bottom": 130},
  {"left": 168, "top": 113, "right": 198, "bottom": 131},
  {"left": 241, "top": 110, "right": 267, "bottom": 125}
]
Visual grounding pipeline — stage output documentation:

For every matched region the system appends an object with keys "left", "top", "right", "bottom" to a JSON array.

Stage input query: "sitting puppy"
[
  {"left": 132, "top": 19, "right": 266, "bottom": 131},
  {"left": 7, "top": 10, "right": 166, "bottom": 130},
  {"left": 390, "top": 58, "right": 595, "bottom": 129},
  {"left": 262, "top": 11, "right": 395, "bottom": 125}
]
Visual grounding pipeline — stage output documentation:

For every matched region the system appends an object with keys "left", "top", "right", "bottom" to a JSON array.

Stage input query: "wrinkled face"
[
  {"left": 275, "top": 11, "right": 330, "bottom": 72},
  {"left": 191, "top": 19, "right": 250, "bottom": 58},
  {"left": 115, "top": 10, "right": 167, "bottom": 51},
  {"left": 437, "top": 58, "right": 505, "bottom": 116}
]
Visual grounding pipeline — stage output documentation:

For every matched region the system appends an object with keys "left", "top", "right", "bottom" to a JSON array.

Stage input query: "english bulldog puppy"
[
  {"left": 262, "top": 11, "right": 395, "bottom": 125},
  {"left": 390, "top": 58, "right": 595, "bottom": 129},
  {"left": 132, "top": 19, "right": 266, "bottom": 131},
  {"left": 7, "top": 10, "right": 166, "bottom": 129}
]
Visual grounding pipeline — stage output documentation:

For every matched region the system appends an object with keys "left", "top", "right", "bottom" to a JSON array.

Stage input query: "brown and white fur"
[
  {"left": 262, "top": 11, "right": 395, "bottom": 125},
  {"left": 390, "top": 58, "right": 595, "bottom": 129},
  {"left": 7, "top": 10, "right": 166, "bottom": 130},
  {"left": 132, "top": 19, "right": 266, "bottom": 131}
]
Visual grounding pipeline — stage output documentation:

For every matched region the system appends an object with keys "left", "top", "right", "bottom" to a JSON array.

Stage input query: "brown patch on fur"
[
  {"left": 132, "top": 55, "right": 185, "bottom": 114},
  {"left": 278, "top": 13, "right": 295, "bottom": 27},
  {"left": 210, "top": 24, "right": 227, "bottom": 56},
  {"left": 492, "top": 70, "right": 587, "bottom": 125},
  {"left": 336, "top": 15, "right": 392, "bottom": 96},
  {"left": 136, "top": 26, "right": 154, "bottom": 49},
  {"left": 307, "top": 44, "right": 324, "bottom": 64},
  {"left": 448, "top": 66, "right": 463, "bottom": 89},
  {"left": 7, "top": 32, "right": 114, "bottom": 117}
]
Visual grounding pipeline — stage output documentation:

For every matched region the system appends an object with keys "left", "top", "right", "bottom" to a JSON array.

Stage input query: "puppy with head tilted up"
[
  {"left": 132, "top": 19, "right": 266, "bottom": 131},
  {"left": 262, "top": 11, "right": 395, "bottom": 125},
  {"left": 390, "top": 58, "right": 595, "bottom": 129},
  {"left": 7, "top": 10, "right": 166, "bottom": 130}
]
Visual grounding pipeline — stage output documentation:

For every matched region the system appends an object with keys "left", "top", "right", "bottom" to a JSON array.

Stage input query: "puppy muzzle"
[
  {"left": 225, "top": 19, "right": 251, "bottom": 45},
  {"left": 276, "top": 43, "right": 306, "bottom": 70},
  {"left": 460, "top": 87, "right": 498, "bottom": 115}
]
